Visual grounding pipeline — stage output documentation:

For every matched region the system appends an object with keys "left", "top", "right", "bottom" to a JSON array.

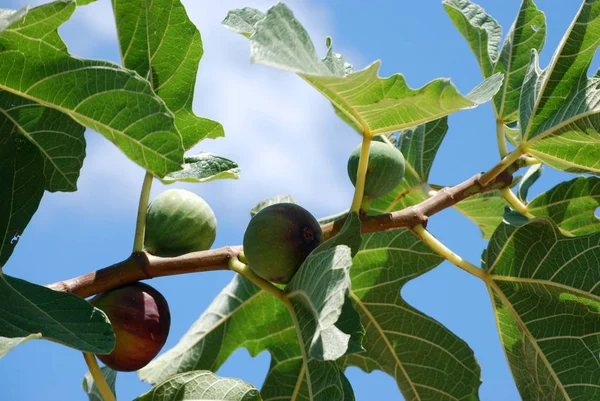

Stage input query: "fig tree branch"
[{"left": 46, "top": 166, "right": 514, "bottom": 298}]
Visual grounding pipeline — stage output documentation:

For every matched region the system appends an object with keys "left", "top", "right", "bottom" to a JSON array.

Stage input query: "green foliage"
[
  {"left": 223, "top": 3, "right": 503, "bottom": 137},
  {"left": 135, "top": 371, "right": 262, "bottom": 401},
  {"left": 484, "top": 218, "right": 600, "bottom": 400},
  {"left": 2, "top": 0, "right": 600, "bottom": 400},
  {"left": 0, "top": 274, "right": 114, "bottom": 354}
]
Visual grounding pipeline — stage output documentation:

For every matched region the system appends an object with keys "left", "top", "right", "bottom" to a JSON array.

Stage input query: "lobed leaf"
[
  {"left": 0, "top": 273, "right": 115, "bottom": 354},
  {"left": 0, "top": 134, "right": 44, "bottom": 267},
  {"left": 161, "top": 153, "right": 240, "bottom": 184},
  {"left": 343, "top": 229, "right": 482, "bottom": 401},
  {"left": 0, "top": 1, "right": 184, "bottom": 177},
  {"left": 485, "top": 218, "right": 600, "bottom": 400},
  {"left": 112, "top": 0, "right": 224, "bottom": 150},
  {"left": 224, "top": 4, "right": 502, "bottom": 137},
  {"left": 135, "top": 371, "right": 261, "bottom": 401}
]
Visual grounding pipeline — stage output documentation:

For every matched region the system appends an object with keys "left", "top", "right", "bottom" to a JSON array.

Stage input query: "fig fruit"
[
  {"left": 145, "top": 189, "right": 216, "bottom": 256},
  {"left": 347, "top": 141, "right": 406, "bottom": 198},
  {"left": 90, "top": 282, "right": 171, "bottom": 372},
  {"left": 243, "top": 203, "right": 323, "bottom": 284}
]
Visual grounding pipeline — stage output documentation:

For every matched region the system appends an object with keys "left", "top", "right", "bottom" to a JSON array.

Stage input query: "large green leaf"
[
  {"left": 484, "top": 218, "right": 600, "bottom": 400},
  {"left": 518, "top": 1, "right": 600, "bottom": 174},
  {"left": 0, "top": 333, "right": 41, "bottom": 359},
  {"left": 0, "top": 1, "right": 183, "bottom": 177},
  {"left": 370, "top": 118, "right": 448, "bottom": 214},
  {"left": 140, "top": 229, "right": 480, "bottom": 401},
  {"left": 136, "top": 371, "right": 261, "bottom": 401},
  {"left": 528, "top": 177, "right": 600, "bottom": 236},
  {"left": 82, "top": 367, "right": 117, "bottom": 401},
  {"left": 223, "top": 4, "right": 502, "bottom": 137},
  {"left": 0, "top": 90, "right": 85, "bottom": 192},
  {"left": 343, "top": 229, "right": 481, "bottom": 401},
  {"left": 0, "top": 134, "right": 44, "bottom": 267},
  {"left": 0, "top": 273, "right": 115, "bottom": 353},
  {"left": 112, "top": 0, "right": 224, "bottom": 150},
  {"left": 161, "top": 153, "right": 240, "bottom": 184}
]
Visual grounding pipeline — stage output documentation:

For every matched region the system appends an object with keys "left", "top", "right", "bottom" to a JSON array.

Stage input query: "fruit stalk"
[
  {"left": 133, "top": 172, "right": 154, "bottom": 253},
  {"left": 83, "top": 352, "right": 116, "bottom": 401},
  {"left": 228, "top": 257, "right": 285, "bottom": 300},
  {"left": 350, "top": 136, "right": 372, "bottom": 212}
]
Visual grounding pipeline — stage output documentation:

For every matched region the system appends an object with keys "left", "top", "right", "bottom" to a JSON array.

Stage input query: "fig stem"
[
  {"left": 495, "top": 119, "right": 509, "bottom": 158},
  {"left": 412, "top": 225, "right": 488, "bottom": 282},
  {"left": 350, "top": 135, "right": 372, "bottom": 213},
  {"left": 133, "top": 172, "right": 154, "bottom": 253},
  {"left": 500, "top": 188, "right": 536, "bottom": 219},
  {"left": 83, "top": 352, "right": 116, "bottom": 401},
  {"left": 228, "top": 257, "right": 285, "bottom": 300}
]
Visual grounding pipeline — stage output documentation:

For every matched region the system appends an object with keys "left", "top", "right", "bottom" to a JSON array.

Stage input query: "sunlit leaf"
[
  {"left": 161, "top": 153, "right": 239, "bottom": 184},
  {"left": 485, "top": 218, "right": 600, "bottom": 400}
]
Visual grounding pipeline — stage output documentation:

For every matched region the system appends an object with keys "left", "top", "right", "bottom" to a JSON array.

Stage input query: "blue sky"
[{"left": 0, "top": 0, "right": 595, "bottom": 400}]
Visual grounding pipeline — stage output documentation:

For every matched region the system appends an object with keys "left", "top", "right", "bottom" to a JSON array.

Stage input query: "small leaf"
[
  {"left": 502, "top": 207, "right": 530, "bottom": 227},
  {"left": 0, "top": 273, "right": 115, "bottom": 353},
  {"left": 161, "top": 153, "right": 240, "bottom": 184},
  {"left": 0, "top": 333, "right": 41, "bottom": 359},
  {"left": 0, "top": 1, "right": 184, "bottom": 177},
  {"left": 113, "top": 0, "right": 224, "bottom": 149},
  {"left": 82, "top": 367, "right": 117, "bottom": 401},
  {"left": 286, "top": 246, "right": 354, "bottom": 361},
  {"left": 0, "top": 90, "right": 86, "bottom": 192},
  {"left": 443, "top": 0, "right": 502, "bottom": 77},
  {"left": 485, "top": 218, "right": 600, "bottom": 400},
  {"left": 529, "top": 177, "right": 600, "bottom": 236},
  {"left": 135, "top": 371, "right": 261, "bottom": 401},
  {"left": 224, "top": 4, "right": 502, "bottom": 136},
  {"left": 518, "top": 163, "right": 543, "bottom": 202},
  {"left": 250, "top": 195, "right": 298, "bottom": 217},
  {"left": 0, "top": 134, "right": 45, "bottom": 267}
]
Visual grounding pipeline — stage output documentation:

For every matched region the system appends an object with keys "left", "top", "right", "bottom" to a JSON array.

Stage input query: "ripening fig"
[
  {"left": 347, "top": 141, "right": 406, "bottom": 198},
  {"left": 145, "top": 189, "right": 217, "bottom": 257},
  {"left": 90, "top": 282, "right": 171, "bottom": 372},
  {"left": 243, "top": 203, "right": 323, "bottom": 284}
]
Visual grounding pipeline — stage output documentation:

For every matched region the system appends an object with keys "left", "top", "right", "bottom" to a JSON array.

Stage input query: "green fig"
[
  {"left": 90, "top": 282, "right": 171, "bottom": 372},
  {"left": 243, "top": 203, "right": 323, "bottom": 284},
  {"left": 145, "top": 189, "right": 216, "bottom": 257},
  {"left": 347, "top": 141, "right": 406, "bottom": 198}
]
